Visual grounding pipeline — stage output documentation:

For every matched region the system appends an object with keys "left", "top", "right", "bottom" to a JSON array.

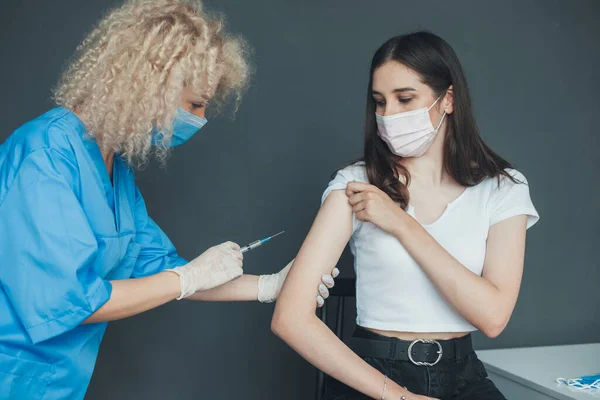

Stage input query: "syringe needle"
[{"left": 267, "top": 231, "right": 285, "bottom": 240}]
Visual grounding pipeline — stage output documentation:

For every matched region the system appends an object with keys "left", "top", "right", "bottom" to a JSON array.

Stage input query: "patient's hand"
[
  {"left": 257, "top": 259, "right": 339, "bottom": 306},
  {"left": 346, "top": 181, "right": 405, "bottom": 235}
]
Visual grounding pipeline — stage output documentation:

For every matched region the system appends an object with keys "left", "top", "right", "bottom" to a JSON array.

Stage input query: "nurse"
[{"left": 0, "top": 0, "right": 337, "bottom": 398}]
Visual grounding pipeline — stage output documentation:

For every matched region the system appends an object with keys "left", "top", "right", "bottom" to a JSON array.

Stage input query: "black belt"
[{"left": 348, "top": 328, "right": 474, "bottom": 367}]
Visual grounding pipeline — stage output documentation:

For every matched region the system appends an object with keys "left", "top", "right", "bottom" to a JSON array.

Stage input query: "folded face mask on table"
[{"left": 557, "top": 373, "right": 600, "bottom": 390}]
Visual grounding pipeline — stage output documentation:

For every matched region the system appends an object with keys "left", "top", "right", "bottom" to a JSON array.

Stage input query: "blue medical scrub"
[{"left": 0, "top": 108, "right": 188, "bottom": 399}]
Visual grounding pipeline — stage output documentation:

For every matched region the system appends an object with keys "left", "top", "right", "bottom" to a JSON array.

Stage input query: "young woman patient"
[{"left": 271, "top": 32, "right": 539, "bottom": 400}]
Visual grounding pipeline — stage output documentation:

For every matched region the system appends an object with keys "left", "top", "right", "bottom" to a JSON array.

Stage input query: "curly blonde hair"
[{"left": 54, "top": 0, "right": 251, "bottom": 165}]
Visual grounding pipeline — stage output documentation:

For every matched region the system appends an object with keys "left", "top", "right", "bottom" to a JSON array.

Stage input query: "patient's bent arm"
[{"left": 271, "top": 191, "right": 412, "bottom": 399}]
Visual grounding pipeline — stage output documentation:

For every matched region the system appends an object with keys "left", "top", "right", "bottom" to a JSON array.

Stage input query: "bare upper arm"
[
  {"left": 275, "top": 190, "right": 354, "bottom": 317},
  {"left": 482, "top": 215, "right": 528, "bottom": 308}
]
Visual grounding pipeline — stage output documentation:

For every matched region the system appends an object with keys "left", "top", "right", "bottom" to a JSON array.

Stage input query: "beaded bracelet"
[
  {"left": 400, "top": 385, "right": 408, "bottom": 400},
  {"left": 381, "top": 375, "right": 388, "bottom": 399}
]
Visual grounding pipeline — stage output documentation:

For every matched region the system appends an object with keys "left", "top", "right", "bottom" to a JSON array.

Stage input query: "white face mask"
[{"left": 375, "top": 94, "right": 447, "bottom": 158}]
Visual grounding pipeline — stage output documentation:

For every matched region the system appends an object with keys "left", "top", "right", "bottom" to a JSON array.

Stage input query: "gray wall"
[{"left": 1, "top": 0, "right": 599, "bottom": 399}]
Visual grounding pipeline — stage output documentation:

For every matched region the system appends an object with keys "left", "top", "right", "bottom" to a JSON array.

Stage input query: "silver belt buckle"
[{"left": 408, "top": 339, "right": 443, "bottom": 366}]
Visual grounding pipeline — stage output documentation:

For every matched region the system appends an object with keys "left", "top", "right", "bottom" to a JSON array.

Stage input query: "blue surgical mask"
[
  {"left": 152, "top": 107, "right": 207, "bottom": 147},
  {"left": 557, "top": 373, "right": 600, "bottom": 390}
]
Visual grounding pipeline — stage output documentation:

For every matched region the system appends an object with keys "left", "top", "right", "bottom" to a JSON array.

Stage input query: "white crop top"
[{"left": 321, "top": 162, "right": 539, "bottom": 333}]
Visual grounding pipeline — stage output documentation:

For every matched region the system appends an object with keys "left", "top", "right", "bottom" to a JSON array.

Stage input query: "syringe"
[{"left": 240, "top": 231, "right": 285, "bottom": 254}]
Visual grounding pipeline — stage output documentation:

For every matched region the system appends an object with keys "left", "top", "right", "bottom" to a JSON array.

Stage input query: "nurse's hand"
[
  {"left": 168, "top": 241, "right": 243, "bottom": 299},
  {"left": 257, "top": 259, "right": 340, "bottom": 306}
]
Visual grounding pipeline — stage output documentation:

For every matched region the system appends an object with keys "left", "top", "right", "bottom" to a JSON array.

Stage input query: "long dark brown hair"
[{"left": 362, "top": 31, "right": 514, "bottom": 209}]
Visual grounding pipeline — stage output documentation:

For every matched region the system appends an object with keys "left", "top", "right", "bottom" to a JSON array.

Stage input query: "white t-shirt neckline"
[{"left": 407, "top": 185, "right": 472, "bottom": 228}]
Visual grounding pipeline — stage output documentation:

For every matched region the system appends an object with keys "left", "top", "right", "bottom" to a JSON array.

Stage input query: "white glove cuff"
[
  {"left": 166, "top": 268, "right": 190, "bottom": 300},
  {"left": 258, "top": 273, "right": 278, "bottom": 303}
]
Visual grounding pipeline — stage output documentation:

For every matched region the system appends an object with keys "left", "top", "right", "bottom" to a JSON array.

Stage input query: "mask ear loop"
[
  {"left": 428, "top": 91, "right": 448, "bottom": 132},
  {"left": 435, "top": 112, "right": 447, "bottom": 132},
  {"left": 586, "top": 378, "right": 600, "bottom": 389},
  {"left": 427, "top": 93, "right": 444, "bottom": 111}
]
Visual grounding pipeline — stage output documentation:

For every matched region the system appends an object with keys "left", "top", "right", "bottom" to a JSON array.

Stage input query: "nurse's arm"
[
  {"left": 83, "top": 272, "right": 260, "bottom": 324},
  {"left": 186, "top": 263, "right": 337, "bottom": 303},
  {"left": 270, "top": 191, "right": 411, "bottom": 399},
  {"left": 186, "top": 274, "right": 260, "bottom": 302},
  {"left": 83, "top": 271, "right": 181, "bottom": 324}
]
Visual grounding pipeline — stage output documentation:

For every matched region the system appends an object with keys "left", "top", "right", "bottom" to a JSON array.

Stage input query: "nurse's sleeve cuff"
[
  {"left": 26, "top": 279, "right": 113, "bottom": 345},
  {"left": 169, "top": 256, "right": 188, "bottom": 269}
]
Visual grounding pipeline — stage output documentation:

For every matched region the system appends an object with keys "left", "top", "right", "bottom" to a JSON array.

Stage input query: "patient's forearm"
[
  {"left": 272, "top": 313, "right": 409, "bottom": 399},
  {"left": 187, "top": 274, "right": 259, "bottom": 302}
]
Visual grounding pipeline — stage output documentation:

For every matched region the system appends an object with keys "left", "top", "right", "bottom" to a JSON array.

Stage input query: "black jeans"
[{"left": 324, "top": 328, "right": 505, "bottom": 400}]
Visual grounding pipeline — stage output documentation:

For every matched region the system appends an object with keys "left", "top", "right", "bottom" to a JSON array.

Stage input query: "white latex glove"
[
  {"left": 257, "top": 259, "right": 340, "bottom": 306},
  {"left": 167, "top": 241, "right": 243, "bottom": 300}
]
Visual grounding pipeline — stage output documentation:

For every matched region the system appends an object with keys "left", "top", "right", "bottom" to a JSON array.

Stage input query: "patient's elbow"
[
  {"left": 480, "top": 314, "right": 509, "bottom": 339},
  {"left": 271, "top": 310, "right": 292, "bottom": 338},
  {"left": 270, "top": 314, "right": 285, "bottom": 338},
  {"left": 271, "top": 304, "right": 307, "bottom": 339}
]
